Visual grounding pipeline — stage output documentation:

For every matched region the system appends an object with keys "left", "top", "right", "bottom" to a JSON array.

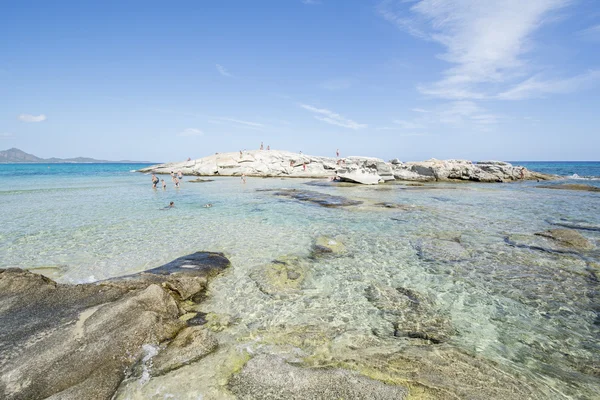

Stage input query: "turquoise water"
[{"left": 1, "top": 162, "right": 600, "bottom": 398}]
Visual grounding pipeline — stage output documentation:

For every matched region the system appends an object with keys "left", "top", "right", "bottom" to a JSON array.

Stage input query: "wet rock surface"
[
  {"left": 365, "top": 282, "right": 454, "bottom": 343},
  {"left": 152, "top": 326, "right": 218, "bottom": 376},
  {"left": 0, "top": 252, "right": 230, "bottom": 400},
  {"left": 227, "top": 354, "right": 409, "bottom": 400}
]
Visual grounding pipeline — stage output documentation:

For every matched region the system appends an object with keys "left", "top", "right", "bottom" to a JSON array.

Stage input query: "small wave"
[{"left": 568, "top": 174, "right": 600, "bottom": 181}]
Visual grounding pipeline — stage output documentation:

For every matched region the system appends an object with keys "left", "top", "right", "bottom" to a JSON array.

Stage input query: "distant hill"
[{"left": 0, "top": 148, "right": 153, "bottom": 164}]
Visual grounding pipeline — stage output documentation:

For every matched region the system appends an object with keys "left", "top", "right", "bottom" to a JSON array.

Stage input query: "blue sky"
[{"left": 1, "top": 0, "right": 599, "bottom": 162}]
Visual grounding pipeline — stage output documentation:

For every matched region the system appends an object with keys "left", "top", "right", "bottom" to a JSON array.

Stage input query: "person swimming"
[
  {"left": 203, "top": 203, "right": 212, "bottom": 208},
  {"left": 160, "top": 201, "right": 175, "bottom": 210}
]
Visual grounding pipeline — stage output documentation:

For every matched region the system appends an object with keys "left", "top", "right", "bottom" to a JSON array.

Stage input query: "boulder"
[{"left": 0, "top": 252, "right": 230, "bottom": 400}]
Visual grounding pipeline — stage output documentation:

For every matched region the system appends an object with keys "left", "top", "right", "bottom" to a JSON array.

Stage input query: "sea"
[{"left": 1, "top": 161, "right": 599, "bottom": 399}]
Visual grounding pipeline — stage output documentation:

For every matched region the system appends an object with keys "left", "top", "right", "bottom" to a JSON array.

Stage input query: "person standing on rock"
[
  {"left": 267, "top": 145, "right": 270, "bottom": 150},
  {"left": 336, "top": 148, "right": 340, "bottom": 158},
  {"left": 303, "top": 162, "right": 307, "bottom": 171},
  {"left": 260, "top": 142, "right": 264, "bottom": 150}
]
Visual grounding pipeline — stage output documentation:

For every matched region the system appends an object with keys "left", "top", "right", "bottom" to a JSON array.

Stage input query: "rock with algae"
[
  {"left": 310, "top": 236, "right": 346, "bottom": 258},
  {"left": 249, "top": 256, "right": 309, "bottom": 298}
]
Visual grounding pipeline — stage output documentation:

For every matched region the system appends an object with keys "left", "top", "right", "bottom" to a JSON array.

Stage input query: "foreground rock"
[
  {"left": 228, "top": 355, "right": 409, "bottom": 400},
  {"left": 534, "top": 229, "right": 594, "bottom": 251},
  {"left": 0, "top": 252, "right": 230, "bottom": 400},
  {"left": 537, "top": 183, "right": 600, "bottom": 192},
  {"left": 139, "top": 150, "right": 554, "bottom": 185}
]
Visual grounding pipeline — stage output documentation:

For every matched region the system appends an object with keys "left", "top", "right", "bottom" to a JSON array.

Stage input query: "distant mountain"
[{"left": 0, "top": 148, "right": 153, "bottom": 164}]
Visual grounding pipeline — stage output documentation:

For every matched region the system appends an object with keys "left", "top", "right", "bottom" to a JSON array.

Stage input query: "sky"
[{"left": 1, "top": 0, "right": 599, "bottom": 162}]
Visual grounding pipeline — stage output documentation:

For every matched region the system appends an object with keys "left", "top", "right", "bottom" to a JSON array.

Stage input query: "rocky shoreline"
[
  {"left": 139, "top": 150, "right": 557, "bottom": 185},
  {"left": 3, "top": 234, "right": 588, "bottom": 399}
]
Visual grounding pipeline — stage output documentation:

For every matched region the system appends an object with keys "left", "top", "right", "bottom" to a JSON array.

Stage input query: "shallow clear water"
[{"left": 1, "top": 163, "right": 599, "bottom": 398}]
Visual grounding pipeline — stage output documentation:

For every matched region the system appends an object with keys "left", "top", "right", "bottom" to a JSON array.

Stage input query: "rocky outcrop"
[
  {"left": 228, "top": 355, "right": 409, "bottom": 400},
  {"left": 0, "top": 252, "right": 230, "bottom": 400},
  {"left": 392, "top": 159, "right": 554, "bottom": 183},
  {"left": 138, "top": 150, "right": 554, "bottom": 185}
]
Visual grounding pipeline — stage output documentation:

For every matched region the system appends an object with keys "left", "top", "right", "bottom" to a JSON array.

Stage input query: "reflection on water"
[{"left": 2, "top": 172, "right": 599, "bottom": 398}]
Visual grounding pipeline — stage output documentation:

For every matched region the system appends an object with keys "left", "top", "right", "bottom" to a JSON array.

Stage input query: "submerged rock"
[
  {"left": 546, "top": 218, "right": 600, "bottom": 232},
  {"left": 310, "top": 236, "right": 346, "bottom": 258},
  {"left": 365, "top": 283, "right": 454, "bottom": 343},
  {"left": 0, "top": 252, "right": 230, "bottom": 400},
  {"left": 505, "top": 231, "right": 594, "bottom": 254},
  {"left": 264, "top": 188, "right": 363, "bottom": 208},
  {"left": 227, "top": 354, "right": 409, "bottom": 400},
  {"left": 534, "top": 229, "right": 594, "bottom": 251},
  {"left": 537, "top": 183, "right": 600, "bottom": 192},
  {"left": 249, "top": 256, "right": 309, "bottom": 298},
  {"left": 414, "top": 238, "right": 470, "bottom": 262}
]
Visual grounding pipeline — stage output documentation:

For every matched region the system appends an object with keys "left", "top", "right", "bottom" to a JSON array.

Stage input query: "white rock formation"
[{"left": 139, "top": 150, "right": 555, "bottom": 185}]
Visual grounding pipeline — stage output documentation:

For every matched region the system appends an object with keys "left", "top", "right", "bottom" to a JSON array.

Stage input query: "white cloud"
[
  {"left": 498, "top": 70, "right": 600, "bottom": 99},
  {"left": 302, "top": 0, "right": 321, "bottom": 4},
  {"left": 216, "top": 64, "right": 233, "bottom": 77},
  {"left": 379, "top": 0, "right": 577, "bottom": 100},
  {"left": 217, "top": 117, "right": 264, "bottom": 128},
  {"left": 579, "top": 24, "right": 600, "bottom": 41},
  {"left": 177, "top": 128, "right": 204, "bottom": 137},
  {"left": 300, "top": 104, "right": 367, "bottom": 129},
  {"left": 18, "top": 114, "right": 46, "bottom": 122},
  {"left": 411, "top": 108, "right": 429, "bottom": 113},
  {"left": 0, "top": 132, "right": 13, "bottom": 138},
  {"left": 437, "top": 101, "right": 500, "bottom": 125}
]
